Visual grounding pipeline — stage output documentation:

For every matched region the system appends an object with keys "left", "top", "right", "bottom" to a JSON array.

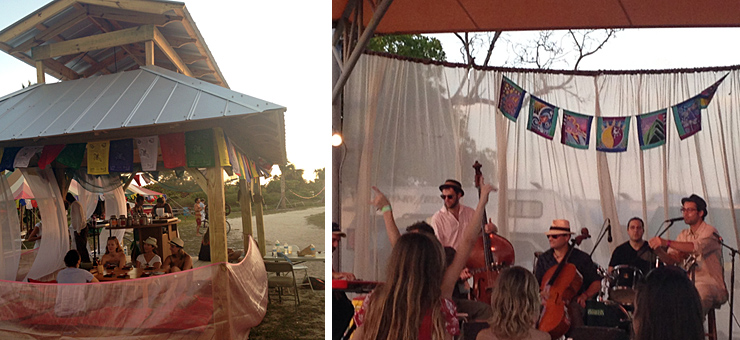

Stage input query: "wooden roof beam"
[
  {"left": 190, "top": 68, "right": 214, "bottom": 78},
  {"left": 0, "top": 0, "right": 76, "bottom": 43},
  {"left": 84, "top": 17, "right": 146, "bottom": 67},
  {"left": 81, "top": 46, "right": 129, "bottom": 77},
  {"left": 9, "top": 10, "right": 88, "bottom": 55},
  {"left": 165, "top": 36, "right": 196, "bottom": 49},
  {"left": 179, "top": 53, "right": 206, "bottom": 65},
  {"left": 175, "top": 7, "right": 227, "bottom": 88},
  {"left": 31, "top": 24, "right": 154, "bottom": 61},
  {"left": 152, "top": 26, "right": 192, "bottom": 77},
  {"left": 86, "top": 5, "right": 183, "bottom": 26},
  {"left": 77, "top": 0, "right": 184, "bottom": 15}
]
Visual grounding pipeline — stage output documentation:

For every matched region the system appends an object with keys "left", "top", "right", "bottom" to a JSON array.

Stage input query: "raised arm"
[
  {"left": 371, "top": 186, "right": 401, "bottom": 247},
  {"left": 441, "top": 179, "right": 496, "bottom": 298}
]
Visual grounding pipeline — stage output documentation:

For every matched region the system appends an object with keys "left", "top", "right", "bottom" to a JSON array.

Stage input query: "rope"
[{"left": 288, "top": 187, "right": 325, "bottom": 199}]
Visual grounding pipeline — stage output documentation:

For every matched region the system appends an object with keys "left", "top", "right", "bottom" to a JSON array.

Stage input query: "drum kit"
[{"left": 588, "top": 264, "right": 644, "bottom": 337}]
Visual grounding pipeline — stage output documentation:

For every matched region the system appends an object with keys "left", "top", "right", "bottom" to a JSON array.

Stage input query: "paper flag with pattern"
[
  {"left": 13, "top": 146, "right": 43, "bottom": 169},
  {"left": 56, "top": 143, "right": 86, "bottom": 169},
  {"left": 87, "top": 141, "right": 110, "bottom": 175},
  {"left": 135, "top": 136, "right": 159, "bottom": 171},
  {"left": 527, "top": 95, "right": 559, "bottom": 140},
  {"left": 159, "top": 132, "right": 186, "bottom": 169},
  {"left": 636, "top": 109, "right": 667, "bottom": 150},
  {"left": 109, "top": 139, "right": 133, "bottom": 172},
  {"left": 698, "top": 74, "right": 728, "bottom": 109},
  {"left": 214, "top": 128, "right": 230, "bottom": 167},
  {"left": 498, "top": 76, "right": 526, "bottom": 122},
  {"left": 672, "top": 97, "right": 701, "bottom": 140},
  {"left": 596, "top": 116, "right": 631, "bottom": 152},
  {"left": 38, "top": 145, "right": 66, "bottom": 169},
  {"left": 185, "top": 129, "right": 215, "bottom": 168},
  {"left": 561, "top": 110, "right": 593, "bottom": 149}
]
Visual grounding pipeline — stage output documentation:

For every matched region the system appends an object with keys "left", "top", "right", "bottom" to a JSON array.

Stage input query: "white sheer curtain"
[
  {"left": 102, "top": 186, "right": 127, "bottom": 256},
  {"left": 342, "top": 54, "right": 740, "bottom": 337},
  {"left": 74, "top": 173, "right": 127, "bottom": 256},
  {"left": 20, "top": 168, "right": 68, "bottom": 280},
  {"left": 0, "top": 173, "right": 20, "bottom": 281}
]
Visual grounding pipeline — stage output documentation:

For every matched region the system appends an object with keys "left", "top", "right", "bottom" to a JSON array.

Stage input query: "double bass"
[
  {"left": 537, "top": 228, "right": 591, "bottom": 340},
  {"left": 465, "top": 161, "right": 515, "bottom": 304}
]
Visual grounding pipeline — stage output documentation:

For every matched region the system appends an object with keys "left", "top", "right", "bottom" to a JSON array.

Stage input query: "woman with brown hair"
[
  {"left": 352, "top": 179, "right": 495, "bottom": 340},
  {"left": 100, "top": 237, "right": 126, "bottom": 269},
  {"left": 476, "top": 266, "right": 548, "bottom": 340}
]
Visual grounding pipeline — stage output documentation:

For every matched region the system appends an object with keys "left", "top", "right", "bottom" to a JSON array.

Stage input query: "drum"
[
  {"left": 609, "top": 265, "right": 643, "bottom": 305},
  {"left": 585, "top": 300, "right": 632, "bottom": 335}
]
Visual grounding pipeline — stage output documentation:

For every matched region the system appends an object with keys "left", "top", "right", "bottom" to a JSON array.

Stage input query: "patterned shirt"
[{"left": 354, "top": 290, "right": 459, "bottom": 338}]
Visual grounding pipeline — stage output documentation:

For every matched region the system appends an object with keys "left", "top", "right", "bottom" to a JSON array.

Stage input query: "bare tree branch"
[{"left": 482, "top": 31, "right": 502, "bottom": 67}]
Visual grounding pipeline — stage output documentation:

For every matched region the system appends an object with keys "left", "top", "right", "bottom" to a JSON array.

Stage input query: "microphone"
[
  {"left": 714, "top": 232, "right": 723, "bottom": 242},
  {"left": 665, "top": 217, "right": 684, "bottom": 223},
  {"left": 607, "top": 219, "right": 613, "bottom": 243}
]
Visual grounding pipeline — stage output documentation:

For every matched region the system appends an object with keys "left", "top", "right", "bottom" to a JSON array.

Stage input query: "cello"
[
  {"left": 537, "top": 228, "right": 591, "bottom": 340},
  {"left": 465, "top": 161, "right": 515, "bottom": 304}
]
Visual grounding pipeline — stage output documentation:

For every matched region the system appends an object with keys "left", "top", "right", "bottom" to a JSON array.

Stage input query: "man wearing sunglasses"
[
  {"left": 535, "top": 219, "right": 602, "bottom": 332},
  {"left": 431, "top": 179, "right": 475, "bottom": 250},
  {"left": 648, "top": 194, "right": 728, "bottom": 315}
]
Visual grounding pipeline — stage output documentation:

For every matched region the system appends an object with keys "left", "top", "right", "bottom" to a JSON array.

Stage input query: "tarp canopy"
[{"left": 332, "top": 0, "right": 740, "bottom": 34}]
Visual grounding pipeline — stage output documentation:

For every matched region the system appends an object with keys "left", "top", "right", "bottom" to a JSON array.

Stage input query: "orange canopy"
[{"left": 332, "top": 0, "right": 740, "bottom": 34}]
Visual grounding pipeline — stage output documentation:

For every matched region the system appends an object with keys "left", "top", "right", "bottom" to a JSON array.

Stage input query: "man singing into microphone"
[
  {"left": 648, "top": 194, "right": 728, "bottom": 315},
  {"left": 608, "top": 217, "right": 653, "bottom": 275}
]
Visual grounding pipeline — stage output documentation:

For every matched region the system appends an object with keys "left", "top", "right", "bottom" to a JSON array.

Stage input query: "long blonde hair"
[
  {"left": 488, "top": 266, "right": 541, "bottom": 339},
  {"left": 361, "top": 232, "right": 448, "bottom": 340},
  {"left": 104, "top": 237, "right": 123, "bottom": 255}
]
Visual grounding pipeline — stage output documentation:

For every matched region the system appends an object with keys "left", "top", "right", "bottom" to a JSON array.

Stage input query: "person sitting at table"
[
  {"left": 101, "top": 236, "right": 126, "bottom": 269},
  {"left": 131, "top": 194, "right": 145, "bottom": 215},
  {"left": 25, "top": 221, "right": 42, "bottom": 249},
  {"left": 152, "top": 197, "right": 173, "bottom": 218},
  {"left": 136, "top": 237, "right": 162, "bottom": 270},
  {"left": 56, "top": 249, "right": 99, "bottom": 283},
  {"left": 162, "top": 237, "right": 193, "bottom": 273},
  {"left": 198, "top": 228, "right": 243, "bottom": 262}
]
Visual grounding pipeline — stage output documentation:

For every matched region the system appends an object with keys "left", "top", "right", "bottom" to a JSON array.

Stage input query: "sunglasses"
[
  {"left": 547, "top": 234, "right": 565, "bottom": 239},
  {"left": 440, "top": 194, "right": 456, "bottom": 200}
]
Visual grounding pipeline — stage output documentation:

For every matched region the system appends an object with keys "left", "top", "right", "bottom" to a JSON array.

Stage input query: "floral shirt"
[{"left": 353, "top": 291, "right": 459, "bottom": 338}]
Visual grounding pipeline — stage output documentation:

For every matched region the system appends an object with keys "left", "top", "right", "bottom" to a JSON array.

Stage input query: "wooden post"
[
  {"left": 254, "top": 176, "right": 266, "bottom": 256},
  {"left": 206, "top": 135, "right": 228, "bottom": 263},
  {"left": 35, "top": 60, "right": 45, "bottom": 84},
  {"left": 238, "top": 178, "right": 253, "bottom": 253},
  {"left": 145, "top": 40, "right": 154, "bottom": 66}
]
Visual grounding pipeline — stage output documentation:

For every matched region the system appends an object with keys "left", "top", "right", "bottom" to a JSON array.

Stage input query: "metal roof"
[
  {"left": 0, "top": 0, "right": 228, "bottom": 87},
  {"left": 0, "top": 65, "right": 287, "bottom": 165}
]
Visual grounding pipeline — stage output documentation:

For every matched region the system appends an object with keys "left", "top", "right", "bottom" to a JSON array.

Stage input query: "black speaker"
[{"left": 569, "top": 326, "right": 629, "bottom": 340}]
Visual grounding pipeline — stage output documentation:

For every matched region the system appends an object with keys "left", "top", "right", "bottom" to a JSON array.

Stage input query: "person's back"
[{"left": 56, "top": 250, "right": 96, "bottom": 283}]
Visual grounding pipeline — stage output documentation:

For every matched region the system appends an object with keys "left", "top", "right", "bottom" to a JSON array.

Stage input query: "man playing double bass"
[{"left": 535, "top": 219, "right": 601, "bottom": 333}]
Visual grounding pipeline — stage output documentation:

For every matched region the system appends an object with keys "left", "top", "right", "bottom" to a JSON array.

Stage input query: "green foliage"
[{"left": 367, "top": 34, "right": 446, "bottom": 61}]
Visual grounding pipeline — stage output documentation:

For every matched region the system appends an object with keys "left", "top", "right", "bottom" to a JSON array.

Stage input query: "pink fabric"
[{"left": 159, "top": 132, "right": 186, "bottom": 169}]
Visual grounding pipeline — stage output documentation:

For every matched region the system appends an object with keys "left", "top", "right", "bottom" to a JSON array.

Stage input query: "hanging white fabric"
[{"left": 0, "top": 172, "right": 21, "bottom": 281}]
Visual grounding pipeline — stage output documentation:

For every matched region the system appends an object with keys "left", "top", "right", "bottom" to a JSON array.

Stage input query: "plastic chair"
[{"left": 264, "top": 261, "right": 300, "bottom": 305}]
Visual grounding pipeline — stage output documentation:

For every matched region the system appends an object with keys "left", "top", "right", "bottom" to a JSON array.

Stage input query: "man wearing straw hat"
[{"left": 534, "top": 219, "right": 601, "bottom": 331}]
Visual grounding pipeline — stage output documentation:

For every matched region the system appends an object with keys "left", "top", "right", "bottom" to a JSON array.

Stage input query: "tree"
[{"left": 367, "top": 34, "right": 446, "bottom": 61}]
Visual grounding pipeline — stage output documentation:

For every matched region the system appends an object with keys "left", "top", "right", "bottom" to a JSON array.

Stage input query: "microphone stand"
[
  {"left": 589, "top": 219, "right": 609, "bottom": 257},
  {"left": 656, "top": 220, "right": 674, "bottom": 238},
  {"left": 716, "top": 237, "right": 738, "bottom": 340}
]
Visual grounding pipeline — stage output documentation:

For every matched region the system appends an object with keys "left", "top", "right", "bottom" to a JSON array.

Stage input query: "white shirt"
[
  {"left": 136, "top": 254, "right": 162, "bottom": 268},
  {"left": 668, "top": 221, "right": 728, "bottom": 298},
  {"left": 431, "top": 204, "right": 475, "bottom": 250}
]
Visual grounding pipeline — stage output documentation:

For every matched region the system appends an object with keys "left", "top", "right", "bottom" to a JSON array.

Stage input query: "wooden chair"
[{"left": 264, "top": 261, "right": 300, "bottom": 305}]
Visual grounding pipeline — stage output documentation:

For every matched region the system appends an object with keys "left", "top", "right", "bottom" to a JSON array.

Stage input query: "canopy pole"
[
  {"left": 239, "top": 179, "right": 254, "bottom": 254},
  {"left": 254, "top": 176, "right": 266, "bottom": 256},
  {"left": 35, "top": 60, "right": 45, "bottom": 84}
]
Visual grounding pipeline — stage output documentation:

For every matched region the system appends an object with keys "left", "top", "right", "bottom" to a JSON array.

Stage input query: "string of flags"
[
  {"left": 0, "top": 128, "right": 272, "bottom": 181},
  {"left": 497, "top": 74, "right": 729, "bottom": 152}
]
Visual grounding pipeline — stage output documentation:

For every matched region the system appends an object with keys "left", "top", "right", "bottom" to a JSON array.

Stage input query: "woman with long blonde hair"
[
  {"left": 476, "top": 266, "right": 549, "bottom": 340},
  {"left": 353, "top": 179, "right": 495, "bottom": 340}
]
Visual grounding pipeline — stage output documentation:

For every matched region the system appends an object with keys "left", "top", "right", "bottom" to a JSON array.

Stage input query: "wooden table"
[
  {"left": 92, "top": 265, "right": 164, "bottom": 281},
  {"left": 106, "top": 219, "right": 180, "bottom": 261},
  {"left": 263, "top": 253, "right": 326, "bottom": 265}
]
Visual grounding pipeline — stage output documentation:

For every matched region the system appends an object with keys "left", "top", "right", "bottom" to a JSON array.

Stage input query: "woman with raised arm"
[{"left": 354, "top": 179, "right": 495, "bottom": 340}]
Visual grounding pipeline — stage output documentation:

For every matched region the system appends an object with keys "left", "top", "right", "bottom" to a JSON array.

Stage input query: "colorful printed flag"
[
  {"left": 108, "top": 139, "right": 134, "bottom": 172},
  {"left": 0, "top": 147, "right": 21, "bottom": 172},
  {"left": 560, "top": 110, "right": 593, "bottom": 149},
  {"left": 527, "top": 95, "right": 559, "bottom": 140},
  {"left": 498, "top": 76, "right": 526, "bottom": 122},
  {"left": 636, "top": 109, "right": 667, "bottom": 150},
  {"left": 672, "top": 97, "right": 702, "bottom": 140},
  {"left": 225, "top": 136, "right": 241, "bottom": 177},
  {"left": 38, "top": 144, "right": 66, "bottom": 169},
  {"left": 87, "top": 141, "right": 110, "bottom": 175},
  {"left": 159, "top": 132, "right": 186, "bottom": 169},
  {"left": 697, "top": 74, "right": 728, "bottom": 109},
  {"left": 56, "top": 143, "right": 86, "bottom": 169},
  {"left": 185, "top": 129, "right": 215, "bottom": 168},
  {"left": 596, "top": 116, "right": 631, "bottom": 152},
  {"left": 214, "top": 128, "right": 230, "bottom": 167},
  {"left": 13, "top": 146, "right": 43, "bottom": 168},
  {"left": 135, "top": 136, "right": 159, "bottom": 171}
]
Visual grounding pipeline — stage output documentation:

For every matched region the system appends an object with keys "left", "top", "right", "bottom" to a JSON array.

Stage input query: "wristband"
[
  {"left": 381, "top": 205, "right": 392, "bottom": 213},
  {"left": 666, "top": 240, "right": 671, "bottom": 248}
]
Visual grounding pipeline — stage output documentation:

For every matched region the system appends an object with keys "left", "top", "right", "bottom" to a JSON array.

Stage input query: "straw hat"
[
  {"left": 143, "top": 237, "right": 158, "bottom": 248},
  {"left": 439, "top": 179, "right": 464, "bottom": 196},
  {"left": 545, "top": 219, "right": 575, "bottom": 236},
  {"left": 169, "top": 237, "right": 184, "bottom": 248}
]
